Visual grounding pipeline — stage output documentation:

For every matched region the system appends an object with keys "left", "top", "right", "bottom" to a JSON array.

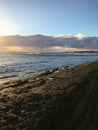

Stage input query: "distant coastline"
[{"left": 73, "top": 50, "right": 98, "bottom": 53}]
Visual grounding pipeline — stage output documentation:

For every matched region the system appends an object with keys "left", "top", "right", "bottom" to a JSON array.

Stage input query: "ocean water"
[{"left": 0, "top": 52, "right": 98, "bottom": 84}]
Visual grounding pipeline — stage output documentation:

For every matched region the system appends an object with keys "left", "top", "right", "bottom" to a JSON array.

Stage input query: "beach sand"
[{"left": 0, "top": 61, "right": 98, "bottom": 130}]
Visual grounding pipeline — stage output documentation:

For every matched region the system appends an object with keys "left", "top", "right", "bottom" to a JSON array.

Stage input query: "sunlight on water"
[{"left": 0, "top": 52, "right": 98, "bottom": 83}]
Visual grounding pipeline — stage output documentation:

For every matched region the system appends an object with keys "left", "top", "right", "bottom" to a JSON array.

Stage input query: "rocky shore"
[{"left": 0, "top": 61, "right": 98, "bottom": 130}]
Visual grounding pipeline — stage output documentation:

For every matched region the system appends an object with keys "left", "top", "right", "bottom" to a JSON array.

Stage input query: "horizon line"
[{"left": 0, "top": 33, "right": 98, "bottom": 37}]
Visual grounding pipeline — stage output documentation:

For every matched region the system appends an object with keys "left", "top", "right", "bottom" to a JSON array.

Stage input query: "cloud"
[
  {"left": 76, "top": 34, "right": 85, "bottom": 39},
  {"left": 53, "top": 34, "right": 73, "bottom": 38},
  {"left": 0, "top": 34, "right": 98, "bottom": 52}
]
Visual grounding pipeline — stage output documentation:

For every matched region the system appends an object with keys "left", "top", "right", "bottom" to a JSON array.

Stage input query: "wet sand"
[{"left": 0, "top": 61, "right": 98, "bottom": 130}]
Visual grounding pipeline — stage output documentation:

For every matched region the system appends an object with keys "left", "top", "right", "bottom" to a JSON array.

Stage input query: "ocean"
[{"left": 0, "top": 52, "right": 98, "bottom": 84}]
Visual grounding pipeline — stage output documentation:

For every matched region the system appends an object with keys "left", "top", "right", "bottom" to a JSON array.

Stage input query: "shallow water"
[{"left": 0, "top": 52, "right": 98, "bottom": 83}]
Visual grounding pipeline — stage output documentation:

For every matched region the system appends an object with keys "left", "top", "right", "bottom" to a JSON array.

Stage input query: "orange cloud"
[{"left": 6, "top": 46, "right": 23, "bottom": 52}]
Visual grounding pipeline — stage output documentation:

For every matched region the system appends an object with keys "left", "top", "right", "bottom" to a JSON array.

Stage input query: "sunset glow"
[
  {"left": 6, "top": 46, "right": 23, "bottom": 52},
  {"left": 0, "top": 21, "right": 13, "bottom": 36},
  {"left": 0, "top": 0, "right": 97, "bottom": 52}
]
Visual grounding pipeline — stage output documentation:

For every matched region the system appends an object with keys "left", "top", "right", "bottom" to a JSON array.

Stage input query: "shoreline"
[
  {"left": 0, "top": 65, "right": 70, "bottom": 86},
  {"left": 0, "top": 61, "right": 98, "bottom": 130}
]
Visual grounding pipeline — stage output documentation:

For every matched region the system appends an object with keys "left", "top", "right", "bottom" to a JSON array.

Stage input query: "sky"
[
  {"left": 0, "top": 0, "right": 98, "bottom": 52},
  {"left": 0, "top": 0, "right": 98, "bottom": 36}
]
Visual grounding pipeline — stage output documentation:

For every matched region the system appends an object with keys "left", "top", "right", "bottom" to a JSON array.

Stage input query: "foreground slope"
[{"left": 0, "top": 61, "right": 98, "bottom": 130}]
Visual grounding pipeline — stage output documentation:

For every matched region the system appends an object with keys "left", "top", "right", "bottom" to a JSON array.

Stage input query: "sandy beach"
[{"left": 0, "top": 61, "right": 98, "bottom": 130}]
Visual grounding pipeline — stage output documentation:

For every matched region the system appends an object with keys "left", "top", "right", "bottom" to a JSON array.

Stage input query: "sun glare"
[{"left": 0, "top": 21, "right": 13, "bottom": 36}]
